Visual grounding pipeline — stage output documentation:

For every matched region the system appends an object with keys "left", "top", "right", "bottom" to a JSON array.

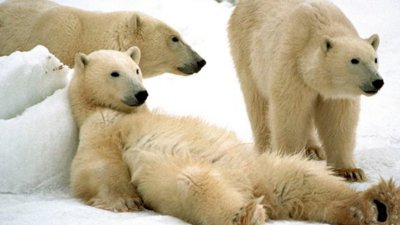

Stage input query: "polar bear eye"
[
  {"left": 171, "top": 36, "right": 179, "bottom": 43},
  {"left": 375, "top": 58, "right": 378, "bottom": 64},
  {"left": 136, "top": 69, "right": 140, "bottom": 75},
  {"left": 350, "top": 58, "right": 359, "bottom": 64},
  {"left": 110, "top": 72, "right": 120, "bottom": 77}
]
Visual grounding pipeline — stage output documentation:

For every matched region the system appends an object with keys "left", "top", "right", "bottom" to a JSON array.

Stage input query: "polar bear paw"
[
  {"left": 234, "top": 197, "right": 267, "bottom": 225},
  {"left": 354, "top": 179, "right": 400, "bottom": 225},
  {"left": 304, "top": 145, "right": 326, "bottom": 161},
  {"left": 88, "top": 196, "right": 144, "bottom": 212},
  {"left": 334, "top": 168, "right": 367, "bottom": 182},
  {"left": 338, "top": 180, "right": 400, "bottom": 225}
]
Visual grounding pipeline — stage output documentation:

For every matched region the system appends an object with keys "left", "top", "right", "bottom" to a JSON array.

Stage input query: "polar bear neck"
[{"left": 306, "top": 1, "right": 358, "bottom": 39}]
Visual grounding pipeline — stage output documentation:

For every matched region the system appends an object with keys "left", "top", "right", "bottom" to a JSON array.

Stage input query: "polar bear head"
[
  {"left": 124, "top": 13, "right": 206, "bottom": 77},
  {"left": 302, "top": 34, "right": 383, "bottom": 98},
  {"left": 74, "top": 47, "right": 148, "bottom": 112}
]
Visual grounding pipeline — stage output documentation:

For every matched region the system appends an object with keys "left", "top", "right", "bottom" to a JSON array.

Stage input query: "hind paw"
[
  {"left": 361, "top": 179, "right": 400, "bottom": 224},
  {"left": 304, "top": 145, "right": 325, "bottom": 160},
  {"left": 234, "top": 197, "right": 267, "bottom": 225}
]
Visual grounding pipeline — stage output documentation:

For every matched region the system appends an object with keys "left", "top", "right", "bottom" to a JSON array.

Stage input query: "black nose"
[
  {"left": 372, "top": 79, "right": 384, "bottom": 90},
  {"left": 196, "top": 59, "right": 206, "bottom": 70},
  {"left": 135, "top": 90, "right": 148, "bottom": 104}
]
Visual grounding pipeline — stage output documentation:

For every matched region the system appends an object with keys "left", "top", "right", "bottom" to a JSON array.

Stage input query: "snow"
[
  {"left": 0, "top": 0, "right": 399, "bottom": 224},
  {"left": 0, "top": 46, "right": 77, "bottom": 194},
  {"left": 0, "top": 45, "right": 69, "bottom": 120}
]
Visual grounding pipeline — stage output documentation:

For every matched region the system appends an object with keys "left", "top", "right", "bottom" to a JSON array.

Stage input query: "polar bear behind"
[
  {"left": 228, "top": 0, "right": 383, "bottom": 182},
  {"left": 0, "top": 0, "right": 206, "bottom": 77}
]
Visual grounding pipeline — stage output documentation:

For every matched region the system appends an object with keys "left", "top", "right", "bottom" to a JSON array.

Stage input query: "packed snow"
[
  {"left": 0, "top": 0, "right": 399, "bottom": 224},
  {"left": 0, "top": 45, "right": 69, "bottom": 120}
]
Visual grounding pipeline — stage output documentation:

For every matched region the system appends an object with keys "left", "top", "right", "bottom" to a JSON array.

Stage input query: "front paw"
[
  {"left": 88, "top": 196, "right": 144, "bottom": 212},
  {"left": 333, "top": 168, "right": 367, "bottom": 182}
]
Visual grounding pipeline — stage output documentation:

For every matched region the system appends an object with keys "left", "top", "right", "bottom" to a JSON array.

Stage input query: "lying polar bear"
[{"left": 69, "top": 48, "right": 400, "bottom": 225}]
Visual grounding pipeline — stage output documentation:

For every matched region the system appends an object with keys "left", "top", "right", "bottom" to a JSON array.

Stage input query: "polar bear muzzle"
[
  {"left": 122, "top": 90, "right": 148, "bottom": 107},
  {"left": 177, "top": 58, "right": 206, "bottom": 75},
  {"left": 360, "top": 76, "right": 384, "bottom": 95}
]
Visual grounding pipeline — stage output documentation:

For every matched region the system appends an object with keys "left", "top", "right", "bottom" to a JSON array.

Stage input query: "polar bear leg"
[
  {"left": 236, "top": 67, "right": 271, "bottom": 153},
  {"left": 132, "top": 152, "right": 267, "bottom": 225},
  {"left": 251, "top": 152, "right": 353, "bottom": 220},
  {"left": 305, "top": 124, "right": 326, "bottom": 160},
  {"left": 71, "top": 150, "right": 144, "bottom": 212},
  {"left": 245, "top": 84, "right": 271, "bottom": 154},
  {"left": 251, "top": 153, "right": 399, "bottom": 224},
  {"left": 269, "top": 87, "right": 315, "bottom": 155},
  {"left": 70, "top": 126, "right": 143, "bottom": 212},
  {"left": 315, "top": 98, "right": 366, "bottom": 182}
]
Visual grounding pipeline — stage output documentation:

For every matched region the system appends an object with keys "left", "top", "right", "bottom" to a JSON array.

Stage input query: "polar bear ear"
[
  {"left": 321, "top": 37, "right": 334, "bottom": 54},
  {"left": 366, "top": 34, "right": 379, "bottom": 50},
  {"left": 126, "top": 46, "right": 141, "bottom": 64},
  {"left": 74, "top": 53, "right": 89, "bottom": 70},
  {"left": 129, "top": 13, "right": 142, "bottom": 30}
]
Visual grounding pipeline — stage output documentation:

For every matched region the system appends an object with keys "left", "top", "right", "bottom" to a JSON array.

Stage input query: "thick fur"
[
  {"left": 69, "top": 49, "right": 399, "bottom": 224},
  {"left": 0, "top": 0, "right": 206, "bottom": 77},
  {"left": 228, "top": 0, "right": 383, "bottom": 182},
  {"left": 80, "top": 108, "right": 400, "bottom": 225}
]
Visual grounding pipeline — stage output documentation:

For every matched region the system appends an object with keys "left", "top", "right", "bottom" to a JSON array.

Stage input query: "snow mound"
[
  {"left": 0, "top": 46, "right": 78, "bottom": 193},
  {"left": 0, "top": 45, "right": 69, "bottom": 119}
]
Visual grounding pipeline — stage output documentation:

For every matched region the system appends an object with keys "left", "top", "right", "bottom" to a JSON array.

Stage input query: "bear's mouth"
[
  {"left": 360, "top": 86, "right": 379, "bottom": 95},
  {"left": 364, "top": 90, "right": 378, "bottom": 95},
  {"left": 121, "top": 100, "right": 143, "bottom": 107},
  {"left": 121, "top": 99, "right": 145, "bottom": 107},
  {"left": 177, "top": 66, "right": 197, "bottom": 75}
]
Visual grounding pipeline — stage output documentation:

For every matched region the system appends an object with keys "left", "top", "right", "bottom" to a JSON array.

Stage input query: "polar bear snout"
[
  {"left": 178, "top": 58, "right": 206, "bottom": 75},
  {"left": 197, "top": 59, "right": 207, "bottom": 70},
  {"left": 122, "top": 90, "right": 148, "bottom": 107},
  {"left": 135, "top": 90, "right": 149, "bottom": 104},
  {"left": 361, "top": 78, "right": 384, "bottom": 95},
  {"left": 372, "top": 79, "right": 384, "bottom": 90}
]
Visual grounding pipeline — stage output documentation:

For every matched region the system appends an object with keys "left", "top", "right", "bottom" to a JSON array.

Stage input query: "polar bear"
[
  {"left": 69, "top": 47, "right": 148, "bottom": 211},
  {"left": 69, "top": 49, "right": 399, "bottom": 224},
  {"left": 228, "top": 0, "right": 383, "bottom": 182},
  {"left": 0, "top": 0, "right": 206, "bottom": 77}
]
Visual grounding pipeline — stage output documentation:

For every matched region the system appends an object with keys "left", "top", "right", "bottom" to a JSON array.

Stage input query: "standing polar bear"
[
  {"left": 228, "top": 0, "right": 384, "bottom": 181},
  {"left": 69, "top": 48, "right": 400, "bottom": 225},
  {"left": 0, "top": 0, "right": 206, "bottom": 77}
]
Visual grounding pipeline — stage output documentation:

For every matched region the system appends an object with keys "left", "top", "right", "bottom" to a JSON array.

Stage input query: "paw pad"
[{"left": 373, "top": 199, "right": 387, "bottom": 222}]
